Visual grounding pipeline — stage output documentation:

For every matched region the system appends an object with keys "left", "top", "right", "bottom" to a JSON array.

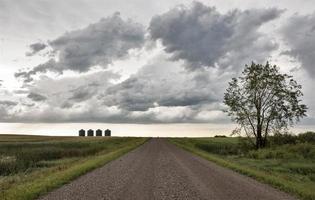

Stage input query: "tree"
[{"left": 224, "top": 62, "right": 307, "bottom": 149}]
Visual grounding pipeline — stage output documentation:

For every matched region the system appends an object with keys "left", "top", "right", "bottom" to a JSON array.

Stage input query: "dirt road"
[{"left": 39, "top": 138, "right": 297, "bottom": 200}]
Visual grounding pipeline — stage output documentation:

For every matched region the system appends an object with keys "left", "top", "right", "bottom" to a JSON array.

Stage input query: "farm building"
[
  {"left": 96, "top": 129, "right": 102, "bottom": 136},
  {"left": 105, "top": 129, "right": 111, "bottom": 136},
  {"left": 87, "top": 129, "right": 94, "bottom": 136},
  {"left": 78, "top": 129, "right": 85, "bottom": 137}
]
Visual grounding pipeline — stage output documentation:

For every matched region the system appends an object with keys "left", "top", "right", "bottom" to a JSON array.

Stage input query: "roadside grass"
[
  {"left": 169, "top": 137, "right": 315, "bottom": 200},
  {"left": 0, "top": 137, "right": 127, "bottom": 175},
  {"left": 0, "top": 135, "right": 148, "bottom": 200}
]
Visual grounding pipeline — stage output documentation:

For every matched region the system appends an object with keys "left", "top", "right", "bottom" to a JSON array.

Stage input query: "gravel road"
[{"left": 39, "top": 138, "right": 297, "bottom": 200}]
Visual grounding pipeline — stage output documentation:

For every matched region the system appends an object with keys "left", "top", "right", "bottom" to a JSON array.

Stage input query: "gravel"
[{"left": 39, "top": 138, "right": 297, "bottom": 200}]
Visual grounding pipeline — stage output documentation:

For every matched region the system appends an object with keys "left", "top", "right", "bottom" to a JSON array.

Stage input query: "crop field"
[
  {"left": 0, "top": 135, "right": 147, "bottom": 200},
  {"left": 169, "top": 134, "right": 315, "bottom": 200}
]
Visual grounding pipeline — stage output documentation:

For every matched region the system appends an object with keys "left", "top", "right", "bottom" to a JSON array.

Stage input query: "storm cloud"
[
  {"left": 281, "top": 12, "right": 315, "bottom": 76},
  {"left": 2, "top": 1, "right": 315, "bottom": 125},
  {"left": 26, "top": 42, "right": 47, "bottom": 56},
  {"left": 100, "top": 53, "right": 227, "bottom": 116},
  {"left": 27, "top": 92, "right": 47, "bottom": 102},
  {"left": 15, "top": 13, "right": 145, "bottom": 82},
  {"left": 149, "top": 2, "right": 281, "bottom": 70},
  {"left": 0, "top": 100, "right": 18, "bottom": 106}
]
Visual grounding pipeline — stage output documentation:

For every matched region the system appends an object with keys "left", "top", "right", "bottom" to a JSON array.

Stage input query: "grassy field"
[
  {"left": 0, "top": 135, "right": 148, "bottom": 200},
  {"left": 169, "top": 136, "right": 315, "bottom": 200}
]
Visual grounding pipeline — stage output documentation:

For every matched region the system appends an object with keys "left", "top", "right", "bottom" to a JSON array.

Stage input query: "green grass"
[
  {"left": 169, "top": 137, "right": 315, "bottom": 200},
  {"left": 0, "top": 135, "right": 148, "bottom": 200}
]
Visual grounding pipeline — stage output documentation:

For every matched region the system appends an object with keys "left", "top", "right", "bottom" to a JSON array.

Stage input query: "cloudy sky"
[{"left": 0, "top": 0, "right": 315, "bottom": 136}]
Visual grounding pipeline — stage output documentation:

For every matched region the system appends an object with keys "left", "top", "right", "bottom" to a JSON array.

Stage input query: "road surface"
[{"left": 39, "top": 138, "right": 297, "bottom": 200}]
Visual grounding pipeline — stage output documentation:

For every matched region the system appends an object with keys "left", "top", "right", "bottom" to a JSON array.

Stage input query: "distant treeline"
[
  {"left": 214, "top": 135, "right": 227, "bottom": 138},
  {"left": 270, "top": 131, "right": 315, "bottom": 146}
]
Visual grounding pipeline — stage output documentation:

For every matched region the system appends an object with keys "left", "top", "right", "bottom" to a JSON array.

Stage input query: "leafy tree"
[{"left": 224, "top": 62, "right": 307, "bottom": 149}]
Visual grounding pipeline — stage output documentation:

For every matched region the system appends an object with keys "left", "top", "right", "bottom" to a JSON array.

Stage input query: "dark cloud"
[
  {"left": 14, "top": 71, "right": 33, "bottom": 83},
  {"left": 103, "top": 77, "right": 155, "bottom": 111},
  {"left": 0, "top": 100, "right": 18, "bottom": 106},
  {"left": 6, "top": 2, "right": 308, "bottom": 124},
  {"left": 68, "top": 89, "right": 91, "bottom": 102},
  {"left": 26, "top": 42, "right": 47, "bottom": 56},
  {"left": 60, "top": 101, "right": 73, "bottom": 109},
  {"left": 3, "top": 53, "right": 230, "bottom": 123},
  {"left": 27, "top": 92, "right": 47, "bottom": 102},
  {"left": 16, "top": 13, "right": 145, "bottom": 82},
  {"left": 101, "top": 55, "right": 221, "bottom": 112},
  {"left": 21, "top": 70, "right": 118, "bottom": 109},
  {"left": 15, "top": 59, "right": 58, "bottom": 82},
  {"left": 104, "top": 75, "right": 217, "bottom": 111},
  {"left": 281, "top": 12, "right": 315, "bottom": 76},
  {"left": 149, "top": 2, "right": 281, "bottom": 70}
]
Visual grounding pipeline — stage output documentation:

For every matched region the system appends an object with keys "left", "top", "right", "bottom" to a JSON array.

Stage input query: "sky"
[{"left": 0, "top": 0, "right": 315, "bottom": 136}]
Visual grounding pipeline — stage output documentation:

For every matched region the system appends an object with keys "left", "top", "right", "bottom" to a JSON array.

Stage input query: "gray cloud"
[
  {"left": 103, "top": 77, "right": 155, "bottom": 111},
  {"left": 0, "top": 100, "right": 18, "bottom": 120},
  {"left": 100, "top": 54, "right": 224, "bottom": 113},
  {"left": 21, "top": 102, "right": 35, "bottom": 107},
  {"left": 0, "top": 100, "right": 18, "bottom": 106},
  {"left": 7, "top": 2, "right": 313, "bottom": 125},
  {"left": 26, "top": 42, "right": 47, "bottom": 56},
  {"left": 15, "top": 59, "right": 58, "bottom": 82},
  {"left": 16, "top": 13, "right": 145, "bottom": 82},
  {"left": 281, "top": 13, "right": 315, "bottom": 76},
  {"left": 27, "top": 92, "right": 47, "bottom": 102},
  {"left": 68, "top": 88, "right": 93, "bottom": 102},
  {"left": 2, "top": 53, "right": 230, "bottom": 123},
  {"left": 149, "top": 2, "right": 281, "bottom": 70},
  {"left": 60, "top": 101, "right": 74, "bottom": 109},
  {"left": 22, "top": 70, "right": 118, "bottom": 109}
]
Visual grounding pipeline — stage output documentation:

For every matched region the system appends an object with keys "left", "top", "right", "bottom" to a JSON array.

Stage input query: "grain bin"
[
  {"left": 105, "top": 129, "right": 111, "bottom": 136},
  {"left": 79, "top": 129, "right": 85, "bottom": 137},
  {"left": 87, "top": 129, "right": 94, "bottom": 136},
  {"left": 96, "top": 129, "right": 102, "bottom": 136}
]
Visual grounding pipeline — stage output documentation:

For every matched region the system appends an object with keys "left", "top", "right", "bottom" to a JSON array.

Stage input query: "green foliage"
[
  {"left": 269, "top": 131, "right": 315, "bottom": 146},
  {"left": 270, "top": 132, "right": 298, "bottom": 146},
  {"left": 298, "top": 132, "right": 315, "bottom": 144},
  {"left": 195, "top": 141, "right": 240, "bottom": 155},
  {"left": 224, "top": 62, "right": 307, "bottom": 148},
  {"left": 185, "top": 137, "right": 254, "bottom": 156},
  {"left": 246, "top": 143, "right": 315, "bottom": 160},
  {"left": 237, "top": 137, "right": 255, "bottom": 153},
  {"left": 309, "top": 174, "right": 315, "bottom": 182}
]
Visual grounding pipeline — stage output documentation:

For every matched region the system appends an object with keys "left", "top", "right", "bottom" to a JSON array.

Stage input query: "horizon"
[{"left": 0, "top": 123, "right": 314, "bottom": 137}]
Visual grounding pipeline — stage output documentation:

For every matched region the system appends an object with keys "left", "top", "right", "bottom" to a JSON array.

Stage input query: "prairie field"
[
  {"left": 169, "top": 133, "right": 315, "bottom": 200},
  {"left": 0, "top": 135, "right": 147, "bottom": 200}
]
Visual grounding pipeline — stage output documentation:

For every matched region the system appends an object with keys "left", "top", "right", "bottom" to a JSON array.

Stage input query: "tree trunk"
[
  {"left": 256, "top": 126, "right": 263, "bottom": 149},
  {"left": 262, "top": 136, "right": 267, "bottom": 147}
]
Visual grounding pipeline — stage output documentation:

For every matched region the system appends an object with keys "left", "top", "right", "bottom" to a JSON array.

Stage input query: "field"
[
  {"left": 0, "top": 135, "right": 147, "bottom": 200},
  {"left": 169, "top": 135, "right": 315, "bottom": 200}
]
